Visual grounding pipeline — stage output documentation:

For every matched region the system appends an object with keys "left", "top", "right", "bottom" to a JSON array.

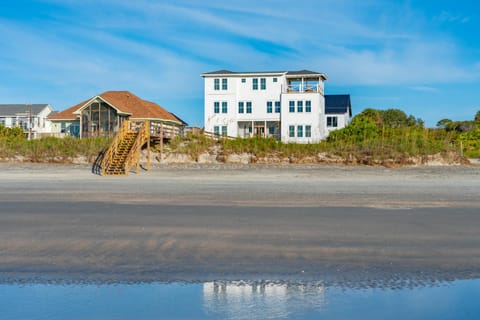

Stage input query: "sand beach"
[{"left": 0, "top": 163, "right": 479, "bottom": 285}]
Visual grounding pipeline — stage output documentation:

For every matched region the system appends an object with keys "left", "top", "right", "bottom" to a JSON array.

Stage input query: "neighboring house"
[
  {"left": 0, "top": 104, "right": 55, "bottom": 139},
  {"left": 49, "top": 90, "right": 186, "bottom": 138},
  {"left": 325, "top": 94, "right": 352, "bottom": 133},
  {"left": 202, "top": 70, "right": 352, "bottom": 143}
]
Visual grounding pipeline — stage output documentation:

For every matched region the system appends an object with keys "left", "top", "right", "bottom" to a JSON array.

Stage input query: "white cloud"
[
  {"left": 434, "top": 11, "right": 471, "bottom": 24},
  {"left": 409, "top": 86, "right": 439, "bottom": 93},
  {"left": 2, "top": 0, "right": 479, "bottom": 121}
]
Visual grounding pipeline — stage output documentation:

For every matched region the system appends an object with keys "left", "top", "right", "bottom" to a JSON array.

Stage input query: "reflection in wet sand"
[
  {"left": 1, "top": 279, "right": 480, "bottom": 319},
  {"left": 203, "top": 281, "right": 326, "bottom": 320}
]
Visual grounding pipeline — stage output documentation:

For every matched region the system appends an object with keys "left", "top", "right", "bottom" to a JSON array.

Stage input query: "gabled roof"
[
  {"left": 49, "top": 91, "right": 185, "bottom": 124},
  {"left": 202, "top": 69, "right": 327, "bottom": 79},
  {"left": 325, "top": 94, "right": 352, "bottom": 116},
  {"left": 0, "top": 104, "right": 52, "bottom": 116}
]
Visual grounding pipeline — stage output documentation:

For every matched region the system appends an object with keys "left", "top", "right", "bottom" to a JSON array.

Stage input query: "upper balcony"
[{"left": 282, "top": 78, "right": 324, "bottom": 95}]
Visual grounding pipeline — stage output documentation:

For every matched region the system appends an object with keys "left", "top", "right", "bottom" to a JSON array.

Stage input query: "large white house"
[
  {"left": 202, "top": 70, "right": 352, "bottom": 143},
  {"left": 0, "top": 104, "right": 55, "bottom": 139}
]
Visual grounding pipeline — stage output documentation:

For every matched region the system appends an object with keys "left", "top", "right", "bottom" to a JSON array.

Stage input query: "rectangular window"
[
  {"left": 238, "top": 102, "right": 244, "bottom": 113},
  {"left": 305, "top": 125, "right": 311, "bottom": 137},
  {"left": 241, "top": 78, "right": 246, "bottom": 83},
  {"left": 297, "top": 101, "right": 303, "bottom": 112},
  {"left": 214, "top": 126, "right": 220, "bottom": 136},
  {"left": 306, "top": 101, "right": 311, "bottom": 112},
  {"left": 253, "top": 78, "right": 258, "bottom": 90},
  {"left": 267, "top": 101, "right": 273, "bottom": 113},
  {"left": 273, "top": 77, "right": 278, "bottom": 82},
  {"left": 289, "top": 125, "right": 295, "bottom": 137},
  {"left": 222, "top": 78, "right": 228, "bottom": 90},
  {"left": 222, "top": 126, "right": 227, "bottom": 136},
  {"left": 246, "top": 102, "right": 252, "bottom": 113},
  {"left": 214, "top": 102, "right": 220, "bottom": 114},
  {"left": 260, "top": 78, "right": 266, "bottom": 90},
  {"left": 222, "top": 101, "right": 227, "bottom": 113},
  {"left": 275, "top": 101, "right": 281, "bottom": 113},
  {"left": 12, "top": 118, "right": 17, "bottom": 126},
  {"left": 214, "top": 79, "right": 220, "bottom": 90},
  {"left": 269, "top": 126, "right": 275, "bottom": 135},
  {"left": 327, "top": 116, "right": 338, "bottom": 127},
  {"left": 289, "top": 101, "right": 295, "bottom": 113},
  {"left": 297, "top": 125, "right": 303, "bottom": 137}
]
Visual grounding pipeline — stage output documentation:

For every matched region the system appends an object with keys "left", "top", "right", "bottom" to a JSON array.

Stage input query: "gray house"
[{"left": 0, "top": 104, "right": 55, "bottom": 139}]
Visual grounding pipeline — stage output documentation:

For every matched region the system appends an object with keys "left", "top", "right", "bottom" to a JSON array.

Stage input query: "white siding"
[
  {"left": 203, "top": 71, "right": 349, "bottom": 143},
  {"left": 280, "top": 93, "right": 324, "bottom": 143}
]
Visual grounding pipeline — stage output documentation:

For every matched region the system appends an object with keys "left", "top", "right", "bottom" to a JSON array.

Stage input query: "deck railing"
[
  {"left": 284, "top": 84, "right": 324, "bottom": 94},
  {"left": 150, "top": 121, "right": 181, "bottom": 139},
  {"left": 204, "top": 131, "right": 235, "bottom": 140}
]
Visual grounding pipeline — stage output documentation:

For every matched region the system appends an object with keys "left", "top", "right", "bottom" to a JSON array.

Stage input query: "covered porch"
[
  {"left": 237, "top": 121, "right": 280, "bottom": 140},
  {"left": 79, "top": 100, "right": 128, "bottom": 138},
  {"left": 284, "top": 72, "right": 326, "bottom": 94}
]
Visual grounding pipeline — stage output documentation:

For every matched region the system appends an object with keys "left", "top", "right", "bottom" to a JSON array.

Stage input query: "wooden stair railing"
[
  {"left": 124, "top": 120, "right": 149, "bottom": 175},
  {"left": 100, "top": 120, "right": 150, "bottom": 176}
]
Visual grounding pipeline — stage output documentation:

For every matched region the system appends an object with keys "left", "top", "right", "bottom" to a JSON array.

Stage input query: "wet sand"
[{"left": 0, "top": 163, "right": 479, "bottom": 284}]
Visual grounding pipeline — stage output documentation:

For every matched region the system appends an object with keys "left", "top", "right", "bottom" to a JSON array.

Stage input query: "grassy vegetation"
[
  {"left": 0, "top": 107, "right": 478, "bottom": 165},
  {"left": 167, "top": 108, "right": 478, "bottom": 164},
  {"left": 164, "top": 133, "right": 216, "bottom": 161},
  {"left": 0, "top": 126, "right": 111, "bottom": 163}
]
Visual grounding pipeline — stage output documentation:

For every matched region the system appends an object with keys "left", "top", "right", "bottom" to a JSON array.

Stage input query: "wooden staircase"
[{"left": 100, "top": 120, "right": 150, "bottom": 176}]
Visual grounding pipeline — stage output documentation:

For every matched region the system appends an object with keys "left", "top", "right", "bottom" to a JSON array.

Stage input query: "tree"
[
  {"left": 475, "top": 110, "right": 480, "bottom": 123},
  {"left": 446, "top": 121, "right": 476, "bottom": 133},
  {"left": 436, "top": 118, "right": 453, "bottom": 129},
  {"left": 357, "top": 108, "right": 383, "bottom": 126},
  {"left": 380, "top": 109, "right": 422, "bottom": 128}
]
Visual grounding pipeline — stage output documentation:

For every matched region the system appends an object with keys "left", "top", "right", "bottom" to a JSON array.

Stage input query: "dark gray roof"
[
  {"left": 325, "top": 95, "right": 352, "bottom": 116},
  {"left": 0, "top": 104, "right": 51, "bottom": 116},
  {"left": 202, "top": 69, "right": 326, "bottom": 77},
  {"left": 285, "top": 70, "right": 323, "bottom": 76},
  {"left": 202, "top": 70, "right": 238, "bottom": 75},
  {"left": 202, "top": 70, "right": 286, "bottom": 76}
]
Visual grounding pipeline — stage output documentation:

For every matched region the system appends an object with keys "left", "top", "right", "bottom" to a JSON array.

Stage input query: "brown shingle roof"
[{"left": 49, "top": 91, "right": 183, "bottom": 124}]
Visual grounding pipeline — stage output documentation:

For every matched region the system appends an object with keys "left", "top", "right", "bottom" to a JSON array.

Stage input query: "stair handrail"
[
  {"left": 100, "top": 120, "right": 130, "bottom": 175},
  {"left": 124, "top": 120, "right": 149, "bottom": 174}
]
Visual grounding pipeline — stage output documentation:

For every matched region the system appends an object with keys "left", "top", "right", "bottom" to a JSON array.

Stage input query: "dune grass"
[{"left": 0, "top": 126, "right": 111, "bottom": 163}]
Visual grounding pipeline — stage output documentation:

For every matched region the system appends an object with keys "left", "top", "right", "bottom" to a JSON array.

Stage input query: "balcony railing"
[{"left": 284, "top": 84, "right": 324, "bottom": 94}]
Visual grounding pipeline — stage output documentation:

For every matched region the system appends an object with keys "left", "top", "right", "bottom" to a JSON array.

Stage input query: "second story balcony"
[{"left": 283, "top": 78, "right": 324, "bottom": 95}]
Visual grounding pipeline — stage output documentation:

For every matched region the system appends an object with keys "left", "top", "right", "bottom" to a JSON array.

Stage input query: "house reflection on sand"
[{"left": 203, "top": 281, "right": 326, "bottom": 319}]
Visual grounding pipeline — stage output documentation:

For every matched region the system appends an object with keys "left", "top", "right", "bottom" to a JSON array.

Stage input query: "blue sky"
[{"left": 0, "top": 0, "right": 479, "bottom": 127}]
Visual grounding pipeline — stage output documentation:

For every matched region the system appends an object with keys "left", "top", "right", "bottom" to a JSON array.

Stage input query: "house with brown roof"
[{"left": 49, "top": 91, "right": 186, "bottom": 138}]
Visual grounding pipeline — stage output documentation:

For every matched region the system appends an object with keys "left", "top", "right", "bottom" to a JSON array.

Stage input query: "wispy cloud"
[
  {"left": 1, "top": 0, "right": 480, "bottom": 125},
  {"left": 409, "top": 86, "right": 440, "bottom": 93},
  {"left": 434, "top": 11, "right": 471, "bottom": 24}
]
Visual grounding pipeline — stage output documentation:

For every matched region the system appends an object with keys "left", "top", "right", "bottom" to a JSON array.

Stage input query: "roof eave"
[
  {"left": 50, "top": 117, "right": 79, "bottom": 121},
  {"left": 202, "top": 71, "right": 287, "bottom": 78},
  {"left": 130, "top": 117, "right": 185, "bottom": 126},
  {"left": 286, "top": 73, "right": 328, "bottom": 80},
  {"left": 72, "top": 95, "right": 131, "bottom": 116}
]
